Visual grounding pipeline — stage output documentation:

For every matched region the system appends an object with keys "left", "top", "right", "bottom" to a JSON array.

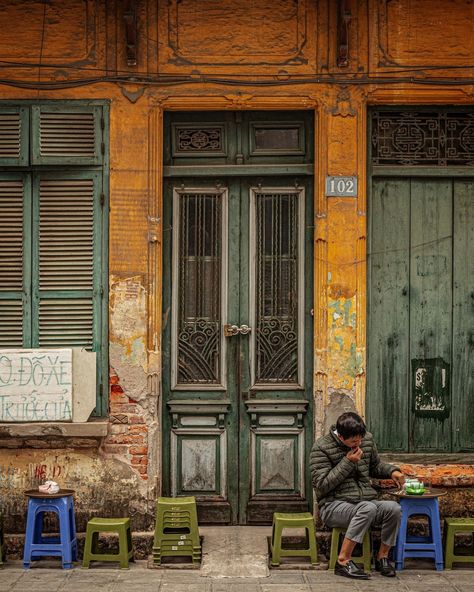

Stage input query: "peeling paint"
[
  {"left": 109, "top": 343, "right": 148, "bottom": 403},
  {"left": 0, "top": 450, "right": 153, "bottom": 533},
  {"left": 110, "top": 276, "right": 147, "bottom": 369}
]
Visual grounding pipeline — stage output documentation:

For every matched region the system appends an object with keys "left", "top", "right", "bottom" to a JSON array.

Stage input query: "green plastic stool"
[
  {"left": 328, "top": 527, "right": 372, "bottom": 572},
  {"left": 82, "top": 517, "right": 133, "bottom": 569},
  {"left": 153, "top": 497, "right": 201, "bottom": 565},
  {"left": 444, "top": 518, "right": 474, "bottom": 569},
  {"left": 270, "top": 512, "right": 318, "bottom": 567}
]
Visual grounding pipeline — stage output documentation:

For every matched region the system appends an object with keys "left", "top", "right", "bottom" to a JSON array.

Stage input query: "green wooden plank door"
[
  {"left": 368, "top": 175, "right": 474, "bottom": 452},
  {"left": 410, "top": 179, "right": 452, "bottom": 451},
  {"left": 368, "top": 178, "right": 410, "bottom": 451},
  {"left": 452, "top": 180, "right": 474, "bottom": 451}
]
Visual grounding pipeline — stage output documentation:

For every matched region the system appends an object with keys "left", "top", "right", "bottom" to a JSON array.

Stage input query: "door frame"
[
  {"left": 159, "top": 105, "right": 317, "bottom": 523},
  {"left": 366, "top": 104, "right": 474, "bottom": 453}
]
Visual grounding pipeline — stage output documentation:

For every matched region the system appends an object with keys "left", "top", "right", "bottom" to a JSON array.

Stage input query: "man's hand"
[
  {"left": 391, "top": 470, "right": 405, "bottom": 488},
  {"left": 346, "top": 446, "right": 363, "bottom": 463}
]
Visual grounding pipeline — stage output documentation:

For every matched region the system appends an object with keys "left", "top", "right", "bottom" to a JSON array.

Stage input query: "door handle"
[{"left": 224, "top": 324, "right": 252, "bottom": 337}]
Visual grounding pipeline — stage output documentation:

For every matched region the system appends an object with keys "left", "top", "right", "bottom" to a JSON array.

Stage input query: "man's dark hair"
[{"left": 336, "top": 412, "right": 367, "bottom": 439}]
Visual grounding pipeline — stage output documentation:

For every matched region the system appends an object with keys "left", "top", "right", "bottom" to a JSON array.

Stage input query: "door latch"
[{"left": 224, "top": 324, "right": 252, "bottom": 337}]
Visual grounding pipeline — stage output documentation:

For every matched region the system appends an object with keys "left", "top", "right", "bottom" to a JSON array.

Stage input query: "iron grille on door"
[
  {"left": 173, "top": 189, "right": 225, "bottom": 387},
  {"left": 254, "top": 191, "right": 300, "bottom": 384}
]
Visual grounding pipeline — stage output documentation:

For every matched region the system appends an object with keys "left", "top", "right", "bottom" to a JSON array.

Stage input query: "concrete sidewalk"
[
  {"left": 1, "top": 564, "right": 474, "bottom": 592},
  {"left": 1, "top": 526, "right": 473, "bottom": 591}
]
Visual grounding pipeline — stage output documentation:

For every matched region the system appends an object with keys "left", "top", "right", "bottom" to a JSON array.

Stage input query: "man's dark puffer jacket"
[{"left": 309, "top": 427, "right": 399, "bottom": 508}]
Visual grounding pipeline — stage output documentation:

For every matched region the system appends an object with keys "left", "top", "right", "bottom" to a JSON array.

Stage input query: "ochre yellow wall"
[{"left": 1, "top": 1, "right": 474, "bottom": 520}]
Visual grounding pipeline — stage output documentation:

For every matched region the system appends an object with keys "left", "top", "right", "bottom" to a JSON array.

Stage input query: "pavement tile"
[
  {"left": 304, "top": 570, "right": 344, "bottom": 581},
  {"left": 266, "top": 571, "right": 305, "bottom": 583},
  {"left": 160, "top": 584, "right": 211, "bottom": 592},
  {"left": 112, "top": 585, "right": 161, "bottom": 592},
  {"left": 260, "top": 585, "right": 310, "bottom": 592},
  {"left": 443, "top": 572, "right": 474, "bottom": 581},
  {"left": 397, "top": 572, "right": 451, "bottom": 582},
  {"left": 161, "top": 571, "right": 204, "bottom": 581},
  {"left": 402, "top": 586, "right": 459, "bottom": 592},
  {"left": 211, "top": 584, "right": 261, "bottom": 592},
  {"left": 308, "top": 584, "right": 358, "bottom": 592}
]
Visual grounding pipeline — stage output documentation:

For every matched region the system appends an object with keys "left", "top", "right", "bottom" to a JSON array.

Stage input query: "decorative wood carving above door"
[
  {"left": 372, "top": 0, "right": 474, "bottom": 71},
  {"left": 158, "top": 0, "right": 317, "bottom": 74}
]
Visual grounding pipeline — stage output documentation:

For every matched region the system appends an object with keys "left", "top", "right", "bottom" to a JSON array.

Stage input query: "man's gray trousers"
[{"left": 320, "top": 500, "right": 402, "bottom": 547}]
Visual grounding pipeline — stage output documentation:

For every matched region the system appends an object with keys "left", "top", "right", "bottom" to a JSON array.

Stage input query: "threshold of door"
[{"left": 199, "top": 526, "right": 271, "bottom": 578}]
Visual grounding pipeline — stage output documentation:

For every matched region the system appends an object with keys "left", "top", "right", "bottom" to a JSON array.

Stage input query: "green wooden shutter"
[
  {"left": 409, "top": 179, "right": 452, "bottom": 452},
  {"left": 31, "top": 171, "right": 102, "bottom": 353},
  {"left": 0, "top": 174, "right": 31, "bottom": 347},
  {"left": 452, "top": 179, "right": 474, "bottom": 451},
  {"left": 0, "top": 107, "right": 29, "bottom": 166},
  {"left": 367, "top": 178, "right": 410, "bottom": 451},
  {"left": 31, "top": 105, "right": 103, "bottom": 166}
]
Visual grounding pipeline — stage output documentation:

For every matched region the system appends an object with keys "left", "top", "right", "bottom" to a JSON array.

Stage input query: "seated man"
[{"left": 310, "top": 412, "right": 404, "bottom": 579}]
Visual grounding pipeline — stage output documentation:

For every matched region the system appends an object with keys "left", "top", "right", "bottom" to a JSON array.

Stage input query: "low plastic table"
[
  {"left": 389, "top": 488, "right": 447, "bottom": 571},
  {"left": 23, "top": 489, "right": 77, "bottom": 569}
]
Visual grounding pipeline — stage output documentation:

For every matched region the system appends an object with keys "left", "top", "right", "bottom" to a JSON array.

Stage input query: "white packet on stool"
[{"left": 38, "top": 480, "right": 60, "bottom": 494}]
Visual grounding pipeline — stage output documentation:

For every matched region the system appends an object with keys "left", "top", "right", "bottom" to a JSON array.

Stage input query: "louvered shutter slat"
[
  {"left": 0, "top": 301, "right": 23, "bottom": 347},
  {"left": 33, "top": 107, "right": 101, "bottom": 164},
  {"left": 39, "top": 179, "right": 95, "bottom": 290},
  {"left": 0, "top": 109, "right": 28, "bottom": 165},
  {"left": 0, "top": 179, "right": 23, "bottom": 291},
  {"left": 38, "top": 300, "right": 93, "bottom": 348},
  {"left": 36, "top": 173, "right": 99, "bottom": 353},
  {"left": 0, "top": 113, "right": 20, "bottom": 159}
]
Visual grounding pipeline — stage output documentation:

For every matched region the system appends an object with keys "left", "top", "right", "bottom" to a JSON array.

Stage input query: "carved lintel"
[
  {"left": 123, "top": 0, "right": 138, "bottom": 67},
  {"left": 329, "top": 85, "right": 357, "bottom": 118},
  {"left": 337, "top": 0, "right": 352, "bottom": 68},
  {"left": 120, "top": 84, "right": 145, "bottom": 103},
  {"left": 223, "top": 94, "right": 254, "bottom": 109}
]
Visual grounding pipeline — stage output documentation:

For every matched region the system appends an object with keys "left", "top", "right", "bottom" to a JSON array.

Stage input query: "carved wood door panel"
[{"left": 162, "top": 111, "right": 314, "bottom": 524}]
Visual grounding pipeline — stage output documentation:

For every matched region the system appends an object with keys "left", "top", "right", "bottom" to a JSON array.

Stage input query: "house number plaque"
[{"left": 325, "top": 176, "right": 358, "bottom": 197}]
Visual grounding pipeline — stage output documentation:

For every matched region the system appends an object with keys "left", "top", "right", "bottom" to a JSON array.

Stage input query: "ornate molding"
[
  {"left": 328, "top": 86, "right": 356, "bottom": 118},
  {"left": 366, "top": 87, "right": 474, "bottom": 104},
  {"left": 119, "top": 83, "right": 145, "bottom": 103},
  {"left": 156, "top": 95, "right": 319, "bottom": 111}
]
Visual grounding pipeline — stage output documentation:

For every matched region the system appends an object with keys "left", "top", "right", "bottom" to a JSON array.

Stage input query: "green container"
[{"left": 405, "top": 479, "right": 425, "bottom": 495}]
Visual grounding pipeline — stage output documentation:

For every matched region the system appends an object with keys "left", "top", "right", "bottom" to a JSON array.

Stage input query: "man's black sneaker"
[
  {"left": 375, "top": 557, "right": 396, "bottom": 577},
  {"left": 334, "top": 560, "right": 371, "bottom": 579}
]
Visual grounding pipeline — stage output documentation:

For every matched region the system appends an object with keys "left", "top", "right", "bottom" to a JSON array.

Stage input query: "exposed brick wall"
[
  {"left": 401, "top": 464, "right": 474, "bottom": 487},
  {"left": 102, "top": 367, "right": 149, "bottom": 480}
]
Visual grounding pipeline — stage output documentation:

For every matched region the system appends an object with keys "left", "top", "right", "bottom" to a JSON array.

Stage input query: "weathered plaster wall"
[{"left": 0, "top": 0, "right": 473, "bottom": 542}]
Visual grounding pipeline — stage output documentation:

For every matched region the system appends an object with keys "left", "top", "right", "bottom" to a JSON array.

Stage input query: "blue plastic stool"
[
  {"left": 395, "top": 496, "right": 444, "bottom": 571},
  {"left": 23, "top": 490, "right": 77, "bottom": 569}
]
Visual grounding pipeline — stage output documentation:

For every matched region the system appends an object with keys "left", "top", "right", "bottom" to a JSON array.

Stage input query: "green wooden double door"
[
  {"left": 162, "top": 111, "right": 314, "bottom": 524},
  {"left": 368, "top": 175, "right": 474, "bottom": 452}
]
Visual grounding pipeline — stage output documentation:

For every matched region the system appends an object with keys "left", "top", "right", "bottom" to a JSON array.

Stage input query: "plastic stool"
[
  {"left": 23, "top": 491, "right": 77, "bottom": 569},
  {"left": 152, "top": 497, "right": 201, "bottom": 565},
  {"left": 328, "top": 527, "right": 372, "bottom": 572},
  {"left": 82, "top": 517, "right": 133, "bottom": 569},
  {"left": 270, "top": 512, "right": 318, "bottom": 567},
  {"left": 395, "top": 497, "right": 443, "bottom": 571},
  {"left": 444, "top": 518, "right": 474, "bottom": 569}
]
